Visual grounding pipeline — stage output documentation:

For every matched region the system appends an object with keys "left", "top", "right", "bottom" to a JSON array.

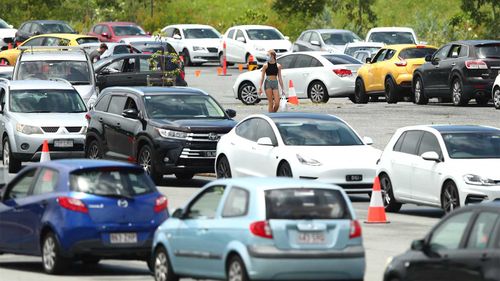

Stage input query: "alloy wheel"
[
  {"left": 87, "top": 142, "right": 100, "bottom": 159},
  {"left": 43, "top": 236, "right": 56, "bottom": 271},
  {"left": 414, "top": 80, "right": 422, "bottom": 102},
  {"left": 442, "top": 183, "right": 459, "bottom": 212},
  {"left": 154, "top": 251, "right": 168, "bottom": 281},
  {"left": 140, "top": 148, "right": 152, "bottom": 175},
  {"left": 216, "top": 157, "right": 232, "bottom": 178},
  {"left": 240, "top": 83, "right": 258, "bottom": 105},
  {"left": 452, "top": 80, "right": 465, "bottom": 106},
  {"left": 380, "top": 176, "right": 392, "bottom": 207},
  {"left": 494, "top": 88, "right": 500, "bottom": 109},
  {"left": 277, "top": 162, "right": 293, "bottom": 177},
  {"left": 310, "top": 83, "right": 325, "bottom": 103},
  {"left": 3, "top": 143, "right": 9, "bottom": 167},
  {"left": 228, "top": 260, "right": 243, "bottom": 281}
]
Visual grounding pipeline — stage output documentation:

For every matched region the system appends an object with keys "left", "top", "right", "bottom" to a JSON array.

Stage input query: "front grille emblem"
[
  {"left": 208, "top": 133, "right": 220, "bottom": 141},
  {"left": 117, "top": 199, "right": 128, "bottom": 208}
]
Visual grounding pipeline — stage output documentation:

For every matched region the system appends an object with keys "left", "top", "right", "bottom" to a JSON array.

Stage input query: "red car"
[{"left": 88, "top": 22, "right": 151, "bottom": 42}]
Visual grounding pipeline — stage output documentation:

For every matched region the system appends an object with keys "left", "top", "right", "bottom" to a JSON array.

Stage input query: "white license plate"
[
  {"left": 54, "top": 139, "right": 73, "bottom": 148},
  {"left": 297, "top": 232, "right": 325, "bottom": 244},
  {"left": 110, "top": 233, "right": 137, "bottom": 244}
]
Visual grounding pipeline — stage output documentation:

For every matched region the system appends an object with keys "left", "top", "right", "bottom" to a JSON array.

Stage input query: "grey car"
[
  {"left": 293, "top": 29, "right": 362, "bottom": 53},
  {"left": 0, "top": 79, "right": 87, "bottom": 172}
]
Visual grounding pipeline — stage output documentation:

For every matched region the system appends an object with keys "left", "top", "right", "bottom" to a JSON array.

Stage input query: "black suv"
[
  {"left": 14, "top": 20, "right": 76, "bottom": 44},
  {"left": 413, "top": 40, "right": 500, "bottom": 106},
  {"left": 85, "top": 86, "right": 237, "bottom": 183}
]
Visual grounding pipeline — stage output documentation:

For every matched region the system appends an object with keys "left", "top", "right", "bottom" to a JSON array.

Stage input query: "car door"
[
  {"left": 96, "top": 57, "right": 137, "bottom": 90},
  {"left": 116, "top": 96, "right": 143, "bottom": 160},
  {"left": 375, "top": 48, "right": 396, "bottom": 89},
  {"left": 293, "top": 32, "right": 310, "bottom": 52},
  {"left": 223, "top": 29, "right": 236, "bottom": 61},
  {"left": 230, "top": 118, "right": 260, "bottom": 177},
  {"left": 102, "top": 95, "right": 128, "bottom": 160},
  {"left": 233, "top": 29, "right": 247, "bottom": 63},
  {"left": 424, "top": 45, "right": 451, "bottom": 92},
  {"left": 434, "top": 44, "right": 461, "bottom": 93},
  {"left": 137, "top": 56, "right": 162, "bottom": 86},
  {"left": 248, "top": 118, "right": 279, "bottom": 176},
  {"left": 287, "top": 54, "right": 322, "bottom": 97},
  {"left": 365, "top": 49, "right": 387, "bottom": 92}
]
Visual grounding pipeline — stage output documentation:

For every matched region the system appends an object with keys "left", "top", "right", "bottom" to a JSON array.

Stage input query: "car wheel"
[
  {"left": 413, "top": 76, "right": 428, "bottom": 105},
  {"left": 308, "top": 81, "right": 329, "bottom": 103},
  {"left": 42, "top": 232, "right": 69, "bottom": 274},
  {"left": 451, "top": 78, "right": 468, "bottom": 106},
  {"left": 494, "top": 87, "right": 500, "bottom": 109},
  {"left": 239, "top": 82, "right": 259, "bottom": 105},
  {"left": 348, "top": 95, "right": 356, "bottom": 103},
  {"left": 384, "top": 78, "right": 399, "bottom": 104},
  {"left": 277, "top": 161, "right": 293, "bottom": 177},
  {"left": 475, "top": 95, "right": 489, "bottom": 106},
  {"left": 380, "top": 174, "right": 402, "bottom": 212},
  {"left": 354, "top": 78, "right": 369, "bottom": 104},
  {"left": 441, "top": 181, "right": 460, "bottom": 213},
  {"left": 174, "top": 172, "right": 194, "bottom": 180},
  {"left": 227, "top": 255, "right": 249, "bottom": 281},
  {"left": 181, "top": 49, "right": 191, "bottom": 66},
  {"left": 154, "top": 246, "right": 179, "bottom": 281},
  {"left": 86, "top": 139, "right": 102, "bottom": 159},
  {"left": 216, "top": 155, "right": 232, "bottom": 178},
  {"left": 138, "top": 145, "right": 163, "bottom": 185},
  {"left": 81, "top": 257, "right": 100, "bottom": 265},
  {"left": 3, "top": 137, "right": 21, "bottom": 173}
]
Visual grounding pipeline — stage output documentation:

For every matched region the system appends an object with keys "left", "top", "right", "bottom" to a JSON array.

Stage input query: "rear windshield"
[
  {"left": 183, "top": 28, "right": 220, "bottom": 39},
  {"left": 368, "top": 32, "right": 415, "bottom": 44},
  {"left": 76, "top": 37, "right": 99, "bottom": 45},
  {"left": 476, "top": 44, "right": 500, "bottom": 59},
  {"left": 323, "top": 54, "right": 362, "bottom": 65},
  {"left": 399, "top": 47, "right": 437, "bottom": 59},
  {"left": 265, "top": 188, "right": 350, "bottom": 220},
  {"left": 41, "top": 23, "right": 75, "bottom": 33},
  {"left": 17, "top": 60, "right": 91, "bottom": 84},
  {"left": 70, "top": 168, "right": 155, "bottom": 198}
]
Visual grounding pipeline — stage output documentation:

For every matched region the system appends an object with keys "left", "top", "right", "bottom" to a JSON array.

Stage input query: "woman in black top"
[{"left": 258, "top": 49, "right": 285, "bottom": 112}]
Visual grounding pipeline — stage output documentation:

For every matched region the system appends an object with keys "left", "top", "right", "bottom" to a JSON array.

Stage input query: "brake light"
[
  {"left": 465, "top": 60, "right": 488, "bottom": 69},
  {"left": 349, "top": 220, "right": 362, "bottom": 239},
  {"left": 85, "top": 113, "right": 91, "bottom": 121},
  {"left": 416, "top": 45, "right": 426, "bottom": 49},
  {"left": 154, "top": 195, "right": 168, "bottom": 213},
  {"left": 333, "top": 69, "right": 352, "bottom": 77},
  {"left": 395, "top": 57, "right": 407, "bottom": 67},
  {"left": 58, "top": 197, "right": 88, "bottom": 213},
  {"left": 250, "top": 220, "right": 273, "bottom": 239}
]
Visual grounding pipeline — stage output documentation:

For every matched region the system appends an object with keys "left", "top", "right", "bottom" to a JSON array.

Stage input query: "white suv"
[
  {"left": 219, "top": 25, "right": 292, "bottom": 66},
  {"left": 161, "top": 24, "right": 221, "bottom": 66},
  {"left": 366, "top": 27, "right": 419, "bottom": 45}
]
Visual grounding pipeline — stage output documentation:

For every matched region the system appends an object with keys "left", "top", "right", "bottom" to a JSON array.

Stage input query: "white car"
[
  {"left": 293, "top": 29, "right": 363, "bottom": 53},
  {"left": 161, "top": 24, "right": 221, "bottom": 66},
  {"left": 377, "top": 125, "right": 500, "bottom": 213},
  {"left": 232, "top": 52, "right": 362, "bottom": 105},
  {"left": 215, "top": 113, "right": 381, "bottom": 194},
  {"left": 493, "top": 74, "right": 500, "bottom": 109},
  {"left": 0, "top": 19, "right": 17, "bottom": 50},
  {"left": 220, "top": 25, "right": 292, "bottom": 66},
  {"left": 366, "top": 27, "right": 418, "bottom": 45},
  {"left": 344, "top": 42, "right": 385, "bottom": 60}
]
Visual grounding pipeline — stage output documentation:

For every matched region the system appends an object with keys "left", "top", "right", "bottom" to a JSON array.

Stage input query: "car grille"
[
  {"left": 42, "top": 127, "right": 59, "bottom": 133},
  {"left": 207, "top": 47, "right": 218, "bottom": 53},
  {"left": 65, "top": 126, "right": 82, "bottom": 133},
  {"left": 180, "top": 148, "right": 216, "bottom": 159},
  {"left": 186, "top": 132, "right": 225, "bottom": 142}
]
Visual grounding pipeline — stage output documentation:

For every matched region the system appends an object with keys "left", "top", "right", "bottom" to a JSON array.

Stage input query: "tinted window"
[
  {"left": 385, "top": 49, "right": 396, "bottom": 60},
  {"left": 467, "top": 212, "right": 499, "bottom": 249},
  {"left": 322, "top": 54, "right": 361, "bottom": 65},
  {"left": 144, "top": 95, "right": 225, "bottom": 119},
  {"left": 23, "top": 37, "right": 45, "bottom": 47},
  {"left": 265, "top": 188, "right": 350, "bottom": 219},
  {"left": 93, "top": 25, "right": 103, "bottom": 34},
  {"left": 5, "top": 169, "right": 37, "bottom": 200},
  {"left": 368, "top": 32, "right": 415, "bottom": 44},
  {"left": 277, "top": 55, "right": 295, "bottom": 69},
  {"left": 18, "top": 61, "right": 91, "bottom": 84},
  {"left": 372, "top": 49, "right": 388, "bottom": 63},
  {"left": 246, "top": 29, "right": 283, "bottom": 40},
  {"left": 112, "top": 25, "right": 146, "bottom": 36},
  {"left": 294, "top": 55, "right": 314, "bottom": 68},
  {"left": 222, "top": 187, "right": 249, "bottom": 217},
  {"left": 448, "top": 45, "right": 462, "bottom": 58},
  {"left": 183, "top": 28, "right": 220, "bottom": 39},
  {"left": 187, "top": 185, "right": 225, "bottom": 219},
  {"left": 300, "top": 32, "right": 311, "bottom": 42},
  {"left": 21, "top": 23, "right": 31, "bottom": 32},
  {"left": 227, "top": 29, "right": 235, "bottom": 40},
  {"left": 400, "top": 130, "right": 423, "bottom": 155},
  {"left": 442, "top": 132, "right": 500, "bottom": 159},
  {"left": 108, "top": 96, "right": 127, "bottom": 115},
  {"left": 10, "top": 89, "right": 86, "bottom": 113},
  {"left": 321, "top": 32, "right": 361, "bottom": 45},
  {"left": 400, "top": 47, "right": 437, "bottom": 59},
  {"left": 418, "top": 132, "right": 442, "bottom": 157},
  {"left": 32, "top": 168, "right": 59, "bottom": 195},
  {"left": 235, "top": 118, "right": 258, "bottom": 141},
  {"left": 95, "top": 94, "right": 111, "bottom": 111},
  {"left": 40, "top": 22, "right": 74, "bottom": 33},
  {"left": 255, "top": 119, "right": 277, "bottom": 144},
  {"left": 393, "top": 132, "right": 406, "bottom": 152},
  {"left": 434, "top": 45, "right": 451, "bottom": 61},
  {"left": 476, "top": 44, "right": 500, "bottom": 59},
  {"left": 430, "top": 212, "right": 472, "bottom": 250}
]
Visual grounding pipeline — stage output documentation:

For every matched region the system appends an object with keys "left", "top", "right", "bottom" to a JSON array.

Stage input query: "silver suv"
[{"left": 0, "top": 79, "right": 88, "bottom": 172}]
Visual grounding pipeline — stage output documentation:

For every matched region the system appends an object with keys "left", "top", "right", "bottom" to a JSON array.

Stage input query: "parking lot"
[{"left": 0, "top": 64, "right": 498, "bottom": 281}]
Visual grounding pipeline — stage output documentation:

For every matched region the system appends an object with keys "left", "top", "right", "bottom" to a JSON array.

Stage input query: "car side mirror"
[
  {"left": 225, "top": 109, "right": 236, "bottom": 118},
  {"left": 411, "top": 239, "right": 425, "bottom": 251},
  {"left": 122, "top": 108, "right": 139, "bottom": 119},
  {"left": 33, "top": 31, "right": 41, "bottom": 36},
  {"left": 421, "top": 151, "right": 441, "bottom": 162},
  {"left": 173, "top": 34, "right": 181, "bottom": 40},
  {"left": 172, "top": 208, "right": 184, "bottom": 219},
  {"left": 424, "top": 54, "right": 432, "bottom": 62},
  {"left": 366, "top": 57, "right": 373, "bottom": 64},
  {"left": 99, "top": 68, "right": 111, "bottom": 75},
  {"left": 257, "top": 137, "right": 275, "bottom": 146},
  {"left": 236, "top": 37, "right": 246, "bottom": 43},
  {"left": 284, "top": 36, "right": 290, "bottom": 41},
  {"left": 363, "top": 136, "right": 373, "bottom": 145},
  {"left": 101, "top": 32, "right": 109, "bottom": 38},
  {"left": 310, "top": 40, "right": 320, "bottom": 46}
]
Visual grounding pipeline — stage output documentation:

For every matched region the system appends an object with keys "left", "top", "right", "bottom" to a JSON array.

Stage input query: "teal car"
[{"left": 152, "top": 177, "right": 365, "bottom": 281}]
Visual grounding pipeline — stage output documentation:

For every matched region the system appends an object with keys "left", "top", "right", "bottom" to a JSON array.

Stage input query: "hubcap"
[
  {"left": 452, "top": 81, "right": 462, "bottom": 104},
  {"left": 381, "top": 177, "right": 392, "bottom": 206},
  {"left": 414, "top": 80, "right": 421, "bottom": 101},
  {"left": 494, "top": 89, "right": 500, "bottom": 108},
  {"left": 155, "top": 252, "right": 168, "bottom": 281},
  {"left": 140, "top": 149, "right": 152, "bottom": 174},
  {"left": 88, "top": 143, "right": 99, "bottom": 159},
  {"left": 43, "top": 237, "right": 56, "bottom": 271},
  {"left": 443, "top": 186, "right": 458, "bottom": 212},
  {"left": 228, "top": 261, "right": 243, "bottom": 281},
  {"left": 310, "top": 84, "right": 324, "bottom": 102},
  {"left": 3, "top": 143, "right": 9, "bottom": 167},
  {"left": 240, "top": 84, "right": 257, "bottom": 104}
]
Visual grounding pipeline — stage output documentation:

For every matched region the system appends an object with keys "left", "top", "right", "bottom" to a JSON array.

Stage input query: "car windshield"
[
  {"left": 321, "top": 32, "right": 362, "bottom": 45},
  {"left": 442, "top": 132, "right": 500, "bottom": 159},
  {"left": 76, "top": 37, "right": 99, "bottom": 45},
  {"left": 399, "top": 47, "right": 437, "bottom": 59},
  {"left": 112, "top": 25, "right": 146, "bottom": 36},
  {"left": 144, "top": 94, "right": 226, "bottom": 119},
  {"left": 246, "top": 29, "right": 283, "bottom": 40},
  {"left": 345, "top": 46, "right": 381, "bottom": 56},
  {"left": 70, "top": 168, "right": 155, "bottom": 198},
  {"left": 368, "top": 32, "right": 415, "bottom": 44},
  {"left": 183, "top": 28, "right": 220, "bottom": 39},
  {"left": 265, "top": 188, "right": 350, "bottom": 220},
  {"left": 17, "top": 61, "right": 91, "bottom": 85},
  {"left": 130, "top": 42, "right": 176, "bottom": 53},
  {"left": 0, "top": 19, "right": 10, "bottom": 28},
  {"left": 274, "top": 118, "right": 363, "bottom": 146},
  {"left": 323, "top": 54, "right": 362, "bottom": 65},
  {"left": 41, "top": 23, "right": 75, "bottom": 33},
  {"left": 476, "top": 44, "right": 500, "bottom": 59},
  {"left": 9, "top": 89, "right": 87, "bottom": 113}
]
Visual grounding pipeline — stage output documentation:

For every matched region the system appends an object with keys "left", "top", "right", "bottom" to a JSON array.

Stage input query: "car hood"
[
  {"left": 251, "top": 40, "right": 292, "bottom": 51},
  {"left": 11, "top": 112, "right": 87, "bottom": 127},
  {"left": 74, "top": 84, "right": 96, "bottom": 101},
  {"left": 448, "top": 159, "right": 500, "bottom": 180},
  {"left": 150, "top": 118, "right": 236, "bottom": 133},
  {"left": 187, "top": 38, "right": 221, "bottom": 48},
  {"left": 0, "top": 29, "right": 17, "bottom": 39},
  {"left": 288, "top": 145, "right": 382, "bottom": 166}
]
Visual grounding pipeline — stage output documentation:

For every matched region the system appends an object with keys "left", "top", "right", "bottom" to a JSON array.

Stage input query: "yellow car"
[
  {"left": 353, "top": 44, "right": 437, "bottom": 103},
  {"left": 0, "top": 34, "right": 99, "bottom": 65}
]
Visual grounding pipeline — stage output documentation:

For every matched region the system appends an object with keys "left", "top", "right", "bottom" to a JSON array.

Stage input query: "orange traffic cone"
[
  {"left": 40, "top": 140, "right": 51, "bottom": 162},
  {"left": 287, "top": 80, "right": 299, "bottom": 105},
  {"left": 248, "top": 55, "right": 256, "bottom": 71},
  {"left": 365, "top": 176, "right": 390, "bottom": 224}
]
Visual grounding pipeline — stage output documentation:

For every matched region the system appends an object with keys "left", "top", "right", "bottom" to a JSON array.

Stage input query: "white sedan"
[
  {"left": 215, "top": 113, "right": 381, "bottom": 194},
  {"left": 233, "top": 52, "right": 362, "bottom": 105},
  {"left": 377, "top": 125, "right": 500, "bottom": 213}
]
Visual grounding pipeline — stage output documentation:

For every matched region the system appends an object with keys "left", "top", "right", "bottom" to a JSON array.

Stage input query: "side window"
[
  {"left": 430, "top": 212, "right": 473, "bottom": 251},
  {"left": 102, "top": 25, "right": 110, "bottom": 35},
  {"left": 95, "top": 94, "right": 111, "bottom": 111},
  {"left": 227, "top": 29, "right": 235, "bottom": 40},
  {"left": 393, "top": 132, "right": 407, "bottom": 152},
  {"left": 107, "top": 95, "right": 127, "bottom": 115},
  {"left": 163, "top": 27, "right": 174, "bottom": 37},
  {"left": 107, "top": 58, "right": 126, "bottom": 73},
  {"left": 309, "top": 32, "right": 320, "bottom": 43},
  {"left": 45, "top": 37, "right": 60, "bottom": 46},
  {"left": 434, "top": 45, "right": 451, "bottom": 61},
  {"left": 23, "top": 37, "right": 45, "bottom": 47},
  {"left": 124, "top": 97, "right": 138, "bottom": 111},
  {"left": 236, "top": 30, "right": 245, "bottom": 42},
  {"left": 294, "top": 55, "right": 313, "bottom": 68},
  {"left": 186, "top": 185, "right": 226, "bottom": 219},
  {"left": 139, "top": 57, "right": 158, "bottom": 72},
  {"left": 235, "top": 118, "right": 258, "bottom": 141},
  {"left": 400, "top": 130, "right": 423, "bottom": 155},
  {"left": 372, "top": 49, "right": 387, "bottom": 63},
  {"left": 32, "top": 168, "right": 59, "bottom": 195},
  {"left": 94, "top": 25, "right": 103, "bottom": 34},
  {"left": 173, "top": 28, "right": 181, "bottom": 38},
  {"left": 310, "top": 57, "right": 323, "bottom": 67},
  {"left": 21, "top": 23, "right": 31, "bottom": 32},
  {"left": 449, "top": 45, "right": 461, "bottom": 58},
  {"left": 255, "top": 119, "right": 277, "bottom": 144},
  {"left": 5, "top": 168, "right": 37, "bottom": 200},
  {"left": 277, "top": 55, "right": 295, "bottom": 69},
  {"left": 466, "top": 212, "right": 499, "bottom": 249},
  {"left": 417, "top": 132, "right": 442, "bottom": 158},
  {"left": 459, "top": 45, "right": 468, "bottom": 57},
  {"left": 222, "top": 187, "right": 249, "bottom": 217},
  {"left": 30, "top": 23, "right": 42, "bottom": 33},
  {"left": 384, "top": 49, "right": 396, "bottom": 60},
  {"left": 300, "top": 32, "right": 311, "bottom": 42}
]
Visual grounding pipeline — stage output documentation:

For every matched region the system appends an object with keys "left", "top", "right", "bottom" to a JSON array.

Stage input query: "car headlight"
[
  {"left": 81, "top": 126, "right": 88, "bottom": 134},
  {"left": 296, "top": 154, "right": 322, "bottom": 166},
  {"left": 157, "top": 128, "right": 188, "bottom": 139},
  {"left": 192, "top": 46, "right": 206, "bottom": 51},
  {"left": 463, "top": 174, "right": 496, "bottom": 186},
  {"left": 254, "top": 46, "right": 266, "bottom": 52},
  {"left": 16, "top": 124, "right": 43, "bottom": 135}
]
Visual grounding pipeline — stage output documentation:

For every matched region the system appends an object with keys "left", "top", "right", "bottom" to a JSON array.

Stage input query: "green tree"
[{"left": 460, "top": 0, "right": 499, "bottom": 38}]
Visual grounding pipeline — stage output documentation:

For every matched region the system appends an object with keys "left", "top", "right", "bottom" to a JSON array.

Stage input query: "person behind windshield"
[
  {"left": 89, "top": 43, "right": 108, "bottom": 63},
  {"left": 258, "top": 49, "right": 285, "bottom": 112}
]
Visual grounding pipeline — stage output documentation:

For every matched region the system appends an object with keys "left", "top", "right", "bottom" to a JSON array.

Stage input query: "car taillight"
[
  {"left": 154, "top": 195, "right": 168, "bottom": 213},
  {"left": 180, "top": 70, "right": 185, "bottom": 80},
  {"left": 250, "top": 220, "right": 273, "bottom": 239},
  {"left": 57, "top": 197, "right": 88, "bottom": 213},
  {"left": 395, "top": 57, "right": 407, "bottom": 67},
  {"left": 349, "top": 220, "right": 362, "bottom": 239},
  {"left": 85, "top": 113, "right": 91, "bottom": 121},
  {"left": 333, "top": 69, "right": 352, "bottom": 77},
  {"left": 465, "top": 60, "right": 488, "bottom": 69}
]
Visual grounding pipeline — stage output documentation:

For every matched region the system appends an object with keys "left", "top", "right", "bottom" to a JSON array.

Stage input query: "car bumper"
[
  {"left": 463, "top": 77, "right": 495, "bottom": 96},
  {"left": 458, "top": 182, "right": 500, "bottom": 205},
  {"left": 12, "top": 134, "right": 85, "bottom": 161},
  {"left": 191, "top": 50, "right": 219, "bottom": 63},
  {"left": 327, "top": 78, "right": 356, "bottom": 97},
  {"left": 295, "top": 166, "right": 377, "bottom": 193}
]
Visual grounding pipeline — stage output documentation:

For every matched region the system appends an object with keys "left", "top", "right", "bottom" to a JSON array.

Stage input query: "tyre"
[
  {"left": 308, "top": 81, "right": 329, "bottom": 103},
  {"left": 85, "top": 139, "right": 102, "bottom": 159},
  {"left": 2, "top": 137, "right": 21, "bottom": 173},
  {"left": 42, "top": 232, "right": 70, "bottom": 274},
  {"left": 384, "top": 78, "right": 399, "bottom": 104},
  {"left": 216, "top": 155, "right": 232, "bottom": 178},
  {"left": 277, "top": 161, "right": 293, "bottom": 177},
  {"left": 138, "top": 145, "right": 163, "bottom": 185},
  {"left": 238, "top": 82, "right": 259, "bottom": 105},
  {"left": 174, "top": 172, "right": 194, "bottom": 180},
  {"left": 354, "top": 78, "right": 369, "bottom": 104},
  {"left": 413, "top": 76, "right": 428, "bottom": 105},
  {"left": 451, "top": 78, "right": 468, "bottom": 106},
  {"left": 153, "top": 246, "right": 179, "bottom": 281},
  {"left": 181, "top": 49, "right": 191, "bottom": 66},
  {"left": 226, "top": 255, "right": 249, "bottom": 281},
  {"left": 348, "top": 95, "right": 356, "bottom": 103},
  {"left": 441, "top": 181, "right": 460, "bottom": 213},
  {"left": 475, "top": 95, "right": 489, "bottom": 106},
  {"left": 494, "top": 87, "right": 500, "bottom": 110},
  {"left": 380, "top": 174, "right": 402, "bottom": 212}
]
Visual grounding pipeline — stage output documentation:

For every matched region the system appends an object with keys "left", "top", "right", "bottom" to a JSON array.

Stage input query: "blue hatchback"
[
  {"left": 0, "top": 159, "right": 168, "bottom": 274},
  {"left": 152, "top": 177, "right": 365, "bottom": 281}
]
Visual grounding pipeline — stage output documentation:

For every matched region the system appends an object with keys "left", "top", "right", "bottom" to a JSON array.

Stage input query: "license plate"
[
  {"left": 110, "top": 233, "right": 137, "bottom": 244},
  {"left": 297, "top": 232, "right": 325, "bottom": 244},
  {"left": 54, "top": 139, "right": 73, "bottom": 148},
  {"left": 346, "top": 175, "right": 363, "bottom": 181},
  {"left": 205, "top": 151, "right": 216, "bottom": 157}
]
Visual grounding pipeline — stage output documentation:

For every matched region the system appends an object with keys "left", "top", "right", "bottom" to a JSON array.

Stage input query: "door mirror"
[
  {"left": 33, "top": 31, "right": 41, "bottom": 36},
  {"left": 99, "top": 67, "right": 111, "bottom": 75},
  {"left": 363, "top": 136, "right": 373, "bottom": 145},
  {"left": 257, "top": 137, "right": 274, "bottom": 146},
  {"left": 236, "top": 37, "right": 246, "bottom": 43},
  {"left": 225, "top": 109, "right": 236, "bottom": 118},
  {"left": 424, "top": 54, "right": 432, "bottom": 62},
  {"left": 284, "top": 36, "right": 290, "bottom": 41},
  {"left": 365, "top": 57, "right": 371, "bottom": 64},
  {"left": 122, "top": 108, "right": 139, "bottom": 119},
  {"left": 173, "top": 34, "right": 181, "bottom": 40},
  {"left": 101, "top": 32, "right": 109, "bottom": 38},
  {"left": 421, "top": 151, "right": 441, "bottom": 162},
  {"left": 172, "top": 208, "right": 184, "bottom": 219},
  {"left": 411, "top": 239, "right": 425, "bottom": 251},
  {"left": 310, "top": 40, "right": 320, "bottom": 46}
]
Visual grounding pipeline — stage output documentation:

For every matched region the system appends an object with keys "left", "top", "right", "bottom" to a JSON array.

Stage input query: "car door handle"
[
  {"left": 116, "top": 123, "right": 121, "bottom": 128},
  {"left": 251, "top": 146, "right": 256, "bottom": 150},
  {"left": 230, "top": 142, "right": 235, "bottom": 145},
  {"left": 451, "top": 63, "right": 456, "bottom": 66},
  {"left": 98, "top": 117, "right": 103, "bottom": 122}
]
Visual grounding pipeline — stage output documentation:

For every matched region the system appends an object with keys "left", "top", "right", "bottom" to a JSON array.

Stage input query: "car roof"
[
  {"left": 210, "top": 177, "right": 345, "bottom": 191},
  {"left": 3, "top": 80, "right": 75, "bottom": 90},
  {"left": 25, "top": 20, "right": 69, "bottom": 24},
  {"left": 230, "top": 25, "right": 276, "bottom": 30},
  {"left": 382, "top": 44, "right": 436, "bottom": 50},
  {"left": 18, "top": 51, "right": 87, "bottom": 61},
  {"left": 430, "top": 125, "right": 500, "bottom": 133},
  {"left": 448, "top": 40, "right": 500, "bottom": 46},
  {"left": 345, "top": 42, "right": 385, "bottom": 48},
  {"left": 27, "top": 159, "right": 141, "bottom": 173},
  {"left": 262, "top": 112, "right": 342, "bottom": 121},
  {"left": 368, "top": 27, "right": 415, "bottom": 32},
  {"left": 304, "top": 29, "right": 354, "bottom": 33},
  {"left": 100, "top": 86, "right": 209, "bottom": 96},
  {"left": 96, "top": 22, "right": 140, "bottom": 26}
]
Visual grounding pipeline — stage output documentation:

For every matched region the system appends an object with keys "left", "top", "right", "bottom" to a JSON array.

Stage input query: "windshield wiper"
[
  {"left": 71, "top": 82, "right": 91, "bottom": 85},
  {"left": 27, "top": 110, "right": 52, "bottom": 113}
]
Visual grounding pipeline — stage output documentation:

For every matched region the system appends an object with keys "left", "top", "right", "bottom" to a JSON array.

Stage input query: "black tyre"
[
  {"left": 227, "top": 255, "right": 249, "bottom": 281},
  {"left": 138, "top": 145, "right": 163, "bottom": 185},
  {"left": 42, "top": 232, "right": 70, "bottom": 274},
  {"left": 380, "top": 174, "right": 402, "bottom": 212},
  {"left": 451, "top": 78, "right": 468, "bottom": 106},
  {"left": 277, "top": 161, "right": 293, "bottom": 177},
  {"left": 494, "top": 87, "right": 500, "bottom": 110},
  {"left": 348, "top": 95, "right": 356, "bottom": 103},
  {"left": 441, "top": 181, "right": 460, "bottom": 213},
  {"left": 475, "top": 95, "right": 489, "bottom": 106},
  {"left": 354, "top": 78, "right": 369, "bottom": 104},
  {"left": 413, "top": 76, "right": 428, "bottom": 105},
  {"left": 86, "top": 139, "right": 102, "bottom": 159},
  {"left": 174, "top": 172, "right": 194, "bottom": 180},
  {"left": 238, "top": 82, "right": 259, "bottom": 105},
  {"left": 2, "top": 137, "right": 21, "bottom": 173},
  {"left": 216, "top": 155, "right": 232, "bottom": 178},
  {"left": 181, "top": 49, "right": 191, "bottom": 66},
  {"left": 154, "top": 246, "right": 179, "bottom": 281},
  {"left": 308, "top": 81, "right": 329, "bottom": 103},
  {"left": 384, "top": 78, "right": 399, "bottom": 104}
]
